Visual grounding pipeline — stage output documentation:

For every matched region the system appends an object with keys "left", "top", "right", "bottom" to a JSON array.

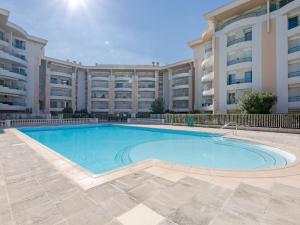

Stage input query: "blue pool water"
[{"left": 19, "top": 125, "right": 294, "bottom": 174}]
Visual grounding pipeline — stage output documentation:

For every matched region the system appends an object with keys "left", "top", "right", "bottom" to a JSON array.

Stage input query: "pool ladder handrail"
[{"left": 221, "top": 122, "right": 238, "bottom": 135}]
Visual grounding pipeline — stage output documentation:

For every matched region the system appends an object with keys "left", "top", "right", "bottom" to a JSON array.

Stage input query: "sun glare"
[{"left": 66, "top": 0, "right": 87, "bottom": 11}]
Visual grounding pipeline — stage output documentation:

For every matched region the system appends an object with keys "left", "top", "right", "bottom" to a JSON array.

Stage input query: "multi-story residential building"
[
  {"left": 1, "top": 0, "right": 300, "bottom": 116},
  {"left": 39, "top": 58, "right": 162, "bottom": 116},
  {"left": 160, "top": 60, "right": 194, "bottom": 112},
  {"left": 189, "top": 0, "right": 300, "bottom": 114},
  {"left": 0, "top": 8, "right": 47, "bottom": 113}
]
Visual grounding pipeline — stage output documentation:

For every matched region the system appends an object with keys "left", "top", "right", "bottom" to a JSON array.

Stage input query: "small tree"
[
  {"left": 238, "top": 92, "right": 277, "bottom": 114},
  {"left": 151, "top": 98, "right": 164, "bottom": 114}
]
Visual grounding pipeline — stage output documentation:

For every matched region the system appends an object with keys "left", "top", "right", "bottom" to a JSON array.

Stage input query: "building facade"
[
  {"left": 0, "top": 8, "right": 47, "bottom": 114},
  {"left": 189, "top": 0, "right": 300, "bottom": 114},
  {"left": 1, "top": 0, "right": 300, "bottom": 115}
]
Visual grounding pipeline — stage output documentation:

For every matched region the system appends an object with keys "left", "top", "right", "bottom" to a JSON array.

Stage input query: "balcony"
[
  {"left": 288, "top": 71, "right": 300, "bottom": 78},
  {"left": 173, "top": 96, "right": 189, "bottom": 101},
  {"left": 138, "top": 83, "right": 155, "bottom": 91},
  {"left": 91, "top": 75, "right": 110, "bottom": 81},
  {"left": 227, "top": 34, "right": 252, "bottom": 47},
  {"left": 114, "top": 75, "right": 132, "bottom": 81},
  {"left": 202, "top": 88, "right": 214, "bottom": 96},
  {"left": 49, "top": 107, "right": 64, "bottom": 112},
  {"left": 289, "top": 96, "right": 300, "bottom": 102},
  {"left": 288, "top": 45, "right": 300, "bottom": 54},
  {"left": 91, "top": 108, "right": 109, "bottom": 112},
  {"left": 227, "top": 76, "right": 252, "bottom": 86},
  {"left": 201, "top": 103, "right": 213, "bottom": 111},
  {"left": 138, "top": 76, "right": 155, "bottom": 81},
  {"left": 91, "top": 97, "right": 109, "bottom": 102},
  {"left": 13, "top": 43, "right": 26, "bottom": 50},
  {"left": 216, "top": 7, "right": 267, "bottom": 32},
  {"left": 0, "top": 102, "right": 26, "bottom": 111},
  {"left": 172, "top": 72, "right": 190, "bottom": 79},
  {"left": 227, "top": 57, "right": 252, "bottom": 66},
  {"left": 50, "top": 82, "right": 72, "bottom": 89},
  {"left": 0, "top": 68, "right": 27, "bottom": 81},
  {"left": 50, "top": 93, "right": 72, "bottom": 101},
  {"left": 288, "top": 95, "right": 300, "bottom": 108},
  {"left": 288, "top": 17, "right": 300, "bottom": 30},
  {"left": 0, "top": 50, "right": 27, "bottom": 67},
  {"left": 0, "top": 36, "right": 9, "bottom": 47},
  {"left": 49, "top": 71, "right": 73, "bottom": 79},
  {"left": 201, "top": 55, "right": 213, "bottom": 69},
  {"left": 201, "top": 72, "right": 214, "bottom": 82},
  {"left": 0, "top": 85, "right": 26, "bottom": 96}
]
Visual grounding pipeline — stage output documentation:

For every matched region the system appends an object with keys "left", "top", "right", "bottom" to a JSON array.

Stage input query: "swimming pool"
[{"left": 19, "top": 125, "right": 295, "bottom": 174}]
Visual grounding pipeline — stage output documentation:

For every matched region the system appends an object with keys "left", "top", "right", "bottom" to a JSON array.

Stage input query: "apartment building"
[
  {"left": 0, "top": 8, "right": 46, "bottom": 113},
  {"left": 1, "top": 0, "right": 300, "bottom": 115},
  {"left": 189, "top": 0, "right": 300, "bottom": 114},
  {"left": 39, "top": 57, "right": 163, "bottom": 116},
  {"left": 160, "top": 60, "right": 194, "bottom": 112},
  {"left": 0, "top": 8, "right": 193, "bottom": 116}
]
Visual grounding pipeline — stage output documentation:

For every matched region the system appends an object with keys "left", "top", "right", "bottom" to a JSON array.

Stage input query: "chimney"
[
  {"left": 156, "top": 62, "right": 159, "bottom": 67},
  {"left": 152, "top": 61, "right": 155, "bottom": 66}
]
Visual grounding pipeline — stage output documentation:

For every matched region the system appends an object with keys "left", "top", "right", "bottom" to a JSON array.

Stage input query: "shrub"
[
  {"left": 151, "top": 98, "right": 165, "bottom": 114},
  {"left": 62, "top": 107, "right": 73, "bottom": 114},
  {"left": 238, "top": 92, "right": 277, "bottom": 114}
]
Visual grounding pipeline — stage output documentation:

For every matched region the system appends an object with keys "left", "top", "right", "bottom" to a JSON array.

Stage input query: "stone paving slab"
[{"left": 1, "top": 128, "right": 300, "bottom": 225}]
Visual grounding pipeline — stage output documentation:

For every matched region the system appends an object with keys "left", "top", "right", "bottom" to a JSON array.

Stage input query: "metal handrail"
[{"left": 221, "top": 122, "right": 238, "bottom": 135}]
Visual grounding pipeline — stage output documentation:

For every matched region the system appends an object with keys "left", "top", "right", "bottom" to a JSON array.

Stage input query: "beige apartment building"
[
  {"left": 1, "top": 0, "right": 300, "bottom": 116},
  {"left": 189, "top": 0, "right": 300, "bottom": 114}
]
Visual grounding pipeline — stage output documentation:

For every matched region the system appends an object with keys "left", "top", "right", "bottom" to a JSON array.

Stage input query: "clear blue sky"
[{"left": 1, "top": 0, "right": 231, "bottom": 65}]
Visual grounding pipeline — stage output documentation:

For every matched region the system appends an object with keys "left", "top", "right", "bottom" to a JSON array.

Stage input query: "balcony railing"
[
  {"left": 216, "top": 7, "right": 267, "bottom": 32},
  {"left": 289, "top": 96, "right": 300, "bottom": 102},
  {"left": 50, "top": 93, "right": 71, "bottom": 97},
  {"left": 172, "top": 82, "right": 189, "bottom": 87},
  {"left": 173, "top": 93, "right": 189, "bottom": 98},
  {"left": 288, "top": 45, "right": 300, "bottom": 54},
  {"left": 227, "top": 76, "right": 252, "bottom": 85},
  {"left": 138, "top": 84, "right": 155, "bottom": 89},
  {"left": 0, "top": 35, "right": 8, "bottom": 43},
  {"left": 11, "top": 68, "right": 27, "bottom": 76},
  {"left": 115, "top": 83, "right": 131, "bottom": 89},
  {"left": 288, "top": 71, "right": 300, "bottom": 78},
  {"left": 227, "top": 34, "right": 252, "bottom": 47},
  {"left": 202, "top": 103, "right": 213, "bottom": 107},
  {"left": 0, "top": 84, "right": 26, "bottom": 91},
  {"left": 227, "top": 57, "right": 252, "bottom": 66},
  {"left": 0, "top": 101, "right": 26, "bottom": 106},
  {"left": 11, "top": 53, "right": 27, "bottom": 62},
  {"left": 216, "top": 1, "right": 295, "bottom": 32}
]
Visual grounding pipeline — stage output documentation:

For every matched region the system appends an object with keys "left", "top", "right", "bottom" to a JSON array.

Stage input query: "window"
[
  {"left": 288, "top": 16, "right": 299, "bottom": 30},
  {"left": 244, "top": 31, "right": 252, "bottom": 41},
  {"left": 227, "top": 93, "right": 236, "bottom": 104},
  {"left": 14, "top": 39, "right": 26, "bottom": 50},
  {"left": 245, "top": 71, "right": 252, "bottom": 82},
  {"left": 0, "top": 31, "right": 4, "bottom": 41}
]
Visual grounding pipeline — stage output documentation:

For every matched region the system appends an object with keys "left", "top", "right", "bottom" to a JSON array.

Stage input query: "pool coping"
[{"left": 8, "top": 124, "right": 300, "bottom": 190}]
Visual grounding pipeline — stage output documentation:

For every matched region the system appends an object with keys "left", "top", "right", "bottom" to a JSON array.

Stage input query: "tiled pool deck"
[{"left": 0, "top": 125, "right": 300, "bottom": 225}]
